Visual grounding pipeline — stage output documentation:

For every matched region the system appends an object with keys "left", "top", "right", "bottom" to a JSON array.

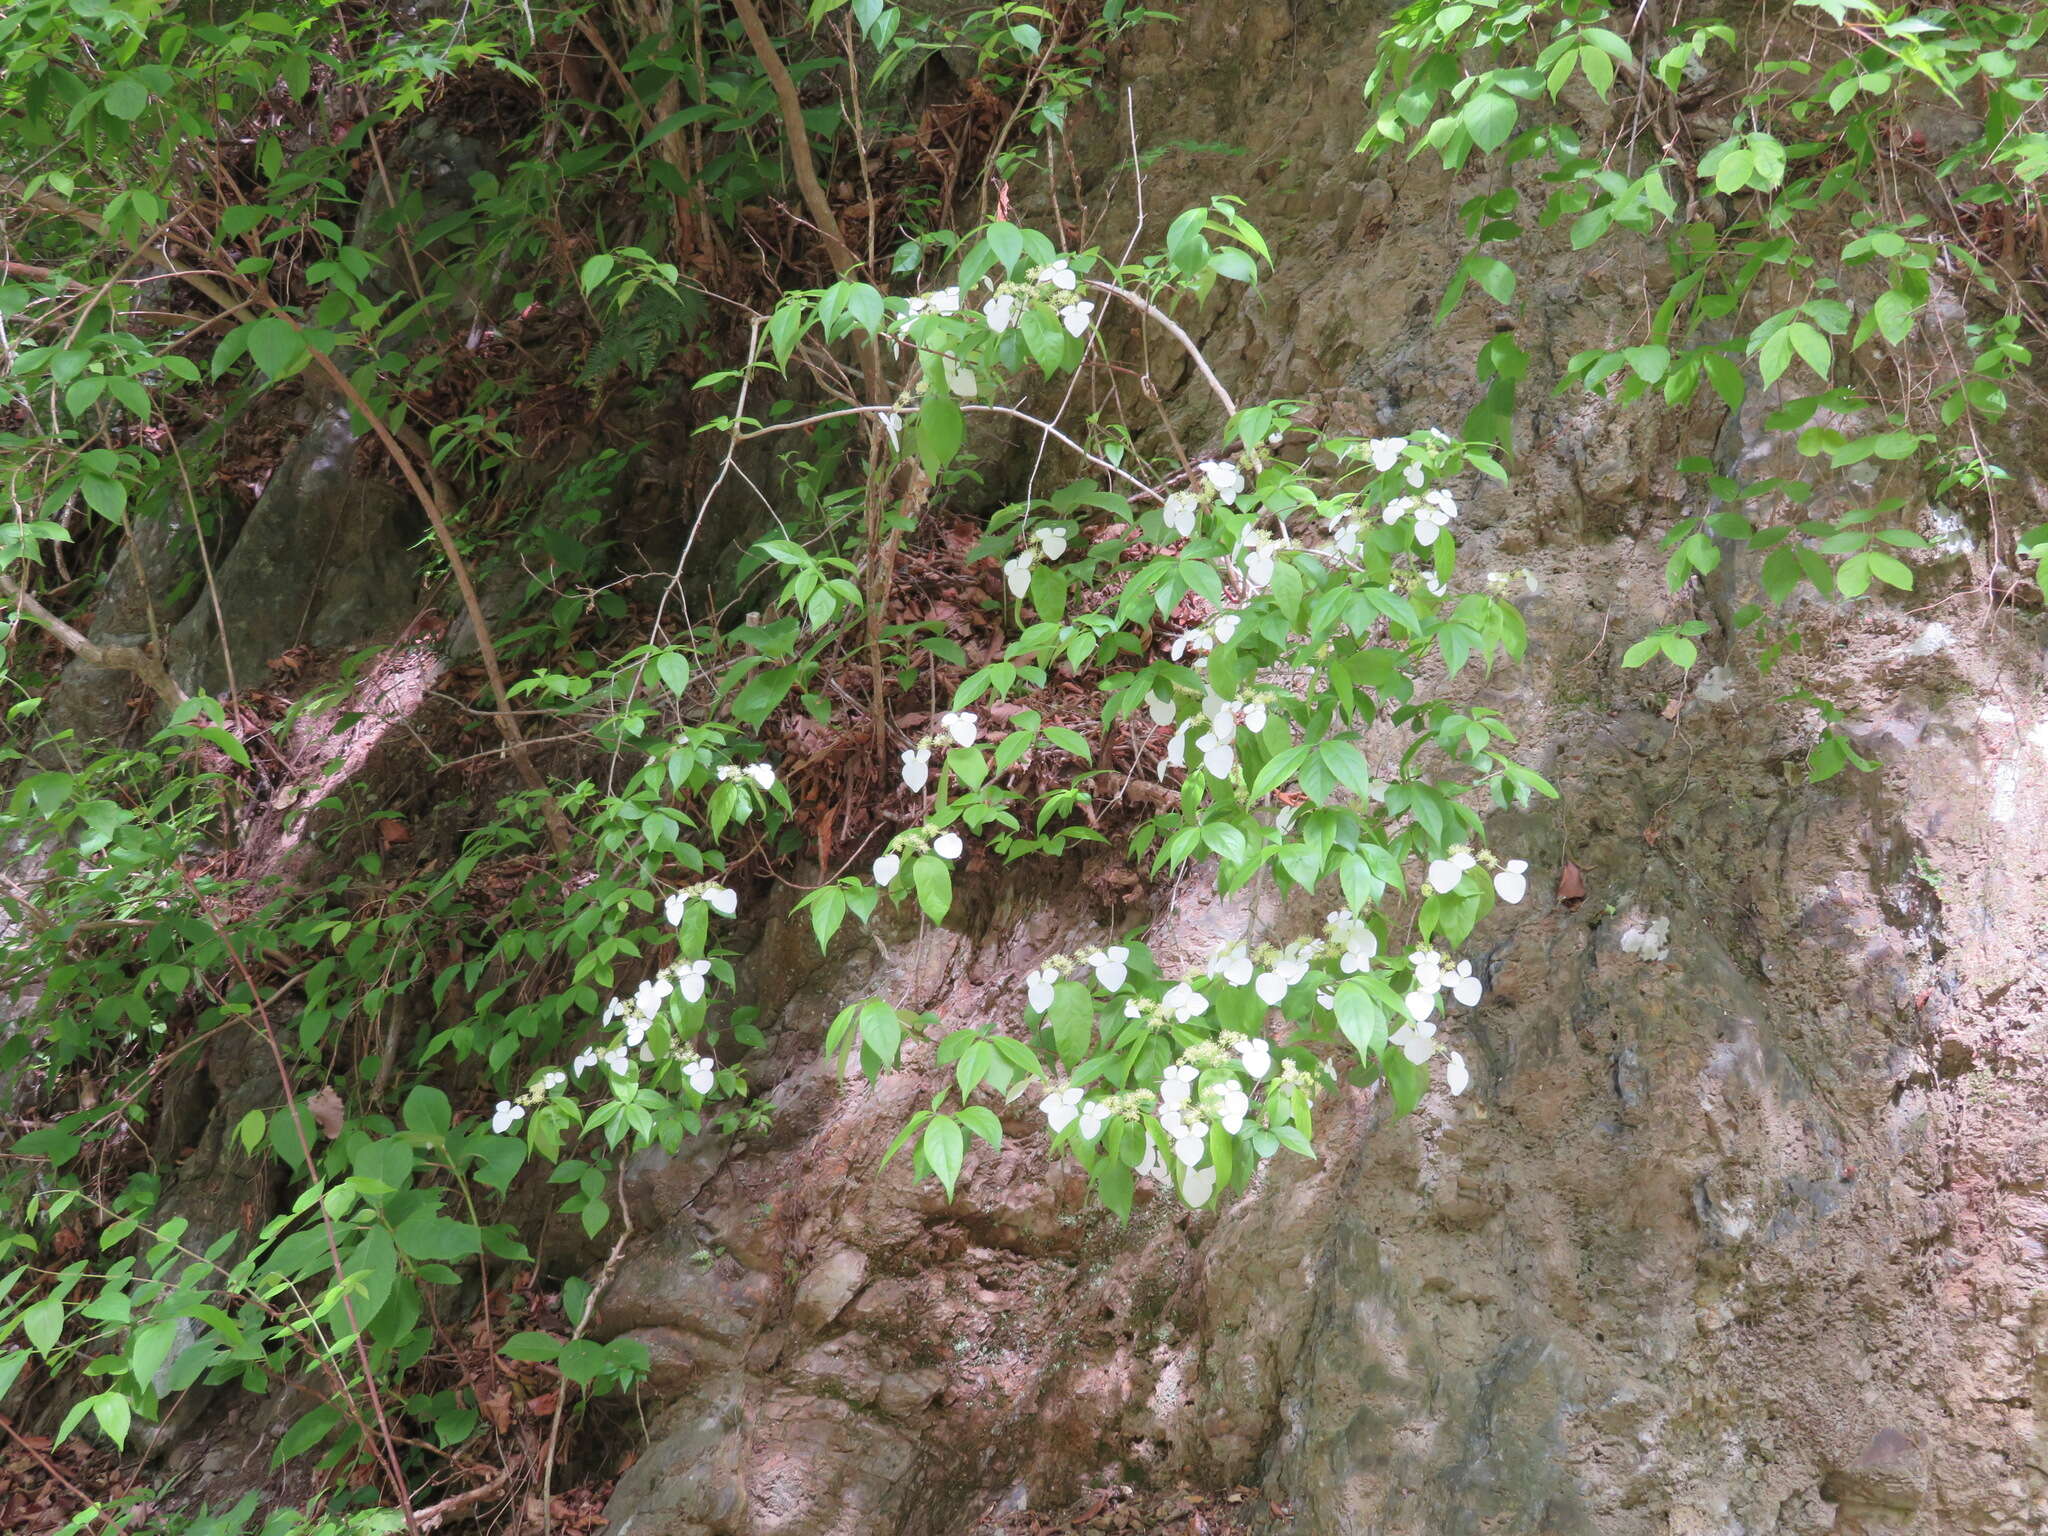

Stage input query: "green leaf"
[
  {"left": 911, "top": 853, "right": 952, "bottom": 923},
  {"left": 90, "top": 1392, "right": 131, "bottom": 1450},
  {"left": 1166, "top": 207, "right": 1210, "bottom": 275},
  {"left": 402, "top": 1085, "right": 451, "bottom": 1137},
  {"left": 987, "top": 221, "right": 1024, "bottom": 271},
  {"left": 244, "top": 316, "right": 305, "bottom": 381},
  {"left": 499, "top": 1331, "right": 562, "bottom": 1362},
  {"left": 916, "top": 395, "right": 963, "bottom": 472},
  {"left": 393, "top": 1212, "right": 482, "bottom": 1263},
  {"left": 1871, "top": 290, "right": 1916, "bottom": 346},
  {"left": 22, "top": 1295, "right": 63, "bottom": 1353},
  {"left": 1048, "top": 980, "right": 1094, "bottom": 1067},
  {"left": 1463, "top": 92, "right": 1518, "bottom": 154},
  {"left": 956, "top": 1106, "right": 1003, "bottom": 1149},
  {"left": 579, "top": 253, "right": 616, "bottom": 292},
  {"left": 275, "top": 1404, "right": 339, "bottom": 1464},
  {"left": 922, "top": 1115, "right": 965, "bottom": 1199},
  {"left": 103, "top": 78, "right": 150, "bottom": 121}
]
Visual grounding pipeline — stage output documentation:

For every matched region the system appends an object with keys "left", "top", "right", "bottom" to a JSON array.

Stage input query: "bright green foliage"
[{"left": 1364, "top": 0, "right": 2048, "bottom": 705}]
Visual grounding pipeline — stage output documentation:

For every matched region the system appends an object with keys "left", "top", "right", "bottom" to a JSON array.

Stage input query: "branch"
[
  {"left": 1086, "top": 279, "right": 1240, "bottom": 421},
  {"left": 728, "top": 0, "right": 863, "bottom": 279},
  {"left": 1, "top": 569, "right": 188, "bottom": 710}
]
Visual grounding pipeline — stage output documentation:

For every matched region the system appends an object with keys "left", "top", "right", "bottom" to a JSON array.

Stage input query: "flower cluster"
[
  {"left": 1383, "top": 487, "right": 1459, "bottom": 542},
  {"left": 1423, "top": 844, "right": 1528, "bottom": 904},
  {"left": 872, "top": 825, "right": 966, "bottom": 886},
  {"left": 982, "top": 258, "right": 1094, "bottom": 339},
  {"left": 1161, "top": 691, "right": 1268, "bottom": 780},
  {"left": 717, "top": 762, "right": 777, "bottom": 791},
  {"left": 1168, "top": 611, "right": 1240, "bottom": 661},
  {"left": 488, "top": 883, "right": 750, "bottom": 1138},
  {"left": 899, "top": 710, "right": 981, "bottom": 793},
  {"left": 1003, "top": 524, "right": 1072, "bottom": 599}
]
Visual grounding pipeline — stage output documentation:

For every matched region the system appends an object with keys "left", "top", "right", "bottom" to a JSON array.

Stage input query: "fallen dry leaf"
[
  {"left": 308, "top": 1085, "right": 346, "bottom": 1139},
  {"left": 1557, "top": 860, "right": 1587, "bottom": 910}
]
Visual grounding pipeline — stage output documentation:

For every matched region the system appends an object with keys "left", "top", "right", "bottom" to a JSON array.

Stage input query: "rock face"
[{"left": 593, "top": 3, "right": 2048, "bottom": 1535}]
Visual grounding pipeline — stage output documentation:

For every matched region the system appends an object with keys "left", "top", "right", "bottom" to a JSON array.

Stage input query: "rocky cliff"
[{"left": 566, "top": 6, "right": 2048, "bottom": 1533}]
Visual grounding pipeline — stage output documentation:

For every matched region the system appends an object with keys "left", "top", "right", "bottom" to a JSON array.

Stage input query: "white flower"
[
  {"left": 1326, "top": 914, "right": 1378, "bottom": 973},
  {"left": 663, "top": 892, "right": 688, "bottom": 926},
  {"left": 1368, "top": 436, "right": 1407, "bottom": 472},
  {"left": 1033, "top": 525, "right": 1069, "bottom": 560},
  {"left": 878, "top": 410, "right": 903, "bottom": 449},
  {"left": 901, "top": 748, "right": 931, "bottom": 792},
  {"left": 1087, "top": 946, "right": 1130, "bottom": 991},
  {"left": 1255, "top": 958, "right": 1307, "bottom": 1006},
  {"left": 927, "top": 285, "right": 961, "bottom": 315},
  {"left": 1406, "top": 461, "right": 1427, "bottom": 488},
  {"left": 1407, "top": 948, "right": 1445, "bottom": 993},
  {"left": 1494, "top": 859, "right": 1529, "bottom": 904},
  {"left": 572, "top": 1048, "right": 600, "bottom": 1076},
  {"left": 685, "top": 1056, "right": 716, "bottom": 1094},
  {"left": 1446, "top": 1050, "right": 1471, "bottom": 1096},
  {"left": 1444, "top": 960, "right": 1482, "bottom": 1008},
  {"left": 1032, "top": 259, "right": 1077, "bottom": 292},
  {"left": 873, "top": 852, "right": 901, "bottom": 886},
  {"left": 704, "top": 886, "right": 738, "bottom": 917},
  {"left": 490, "top": 1100, "right": 525, "bottom": 1135},
  {"left": 1239, "top": 698, "right": 1267, "bottom": 733},
  {"left": 1212, "top": 613, "right": 1240, "bottom": 646},
  {"left": 932, "top": 831, "right": 964, "bottom": 861},
  {"left": 1211, "top": 1082, "right": 1250, "bottom": 1135},
  {"left": 943, "top": 356, "right": 979, "bottom": 398},
  {"left": 1198, "top": 459, "right": 1246, "bottom": 504},
  {"left": 1389, "top": 1017, "right": 1437, "bottom": 1063},
  {"left": 1172, "top": 1117, "right": 1208, "bottom": 1167},
  {"left": 1058, "top": 299, "right": 1095, "bottom": 337},
  {"left": 1004, "top": 551, "right": 1033, "bottom": 597},
  {"left": 1242, "top": 543, "right": 1275, "bottom": 589},
  {"left": 1134, "top": 1140, "right": 1167, "bottom": 1184},
  {"left": 1403, "top": 988, "right": 1437, "bottom": 1024},
  {"left": 675, "top": 958, "right": 712, "bottom": 1003},
  {"left": 1042, "top": 1085, "right": 1084, "bottom": 1133},
  {"left": 1026, "top": 967, "right": 1058, "bottom": 1013},
  {"left": 1208, "top": 945, "right": 1254, "bottom": 988},
  {"left": 1147, "top": 691, "right": 1178, "bottom": 727},
  {"left": 1159, "top": 1062, "right": 1197, "bottom": 1108},
  {"left": 1077, "top": 1101, "right": 1108, "bottom": 1140},
  {"left": 1179, "top": 1161, "right": 1217, "bottom": 1206},
  {"left": 984, "top": 292, "right": 1018, "bottom": 332},
  {"left": 1162, "top": 491, "right": 1199, "bottom": 538},
  {"left": 1162, "top": 981, "right": 1209, "bottom": 1022},
  {"left": 1161, "top": 720, "right": 1191, "bottom": 775},
  {"left": 1426, "top": 848, "right": 1477, "bottom": 894},
  {"left": 603, "top": 1046, "right": 630, "bottom": 1074},
  {"left": 1196, "top": 730, "right": 1235, "bottom": 779},
  {"left": 1237, "top": 1037, "right": 1272, "bottom": 1080},
  {"left": 940, "top": 710, "right": 979, "bottom": 747}
]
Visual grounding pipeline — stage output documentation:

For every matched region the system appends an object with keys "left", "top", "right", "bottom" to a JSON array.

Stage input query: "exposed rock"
[
  {"left": 589, "top": 3, "right": 2048, "bottom": 1531},
  {"left": 792, "top": 1249, "right": 869, "bottom": 1335}
]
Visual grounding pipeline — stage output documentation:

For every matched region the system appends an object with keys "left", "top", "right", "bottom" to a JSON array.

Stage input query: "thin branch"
[
  {"left": 1, "top": 569, "right": 187, "bottom": 709},
  {"left": 1084, "top": 278, "right": 1239, "bottom": 420}
]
